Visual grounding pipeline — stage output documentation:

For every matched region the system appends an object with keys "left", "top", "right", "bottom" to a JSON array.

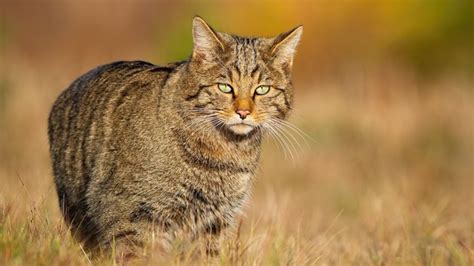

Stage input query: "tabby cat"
[{"left": 48, "top": 17, "right": 302, "bottom": 255}]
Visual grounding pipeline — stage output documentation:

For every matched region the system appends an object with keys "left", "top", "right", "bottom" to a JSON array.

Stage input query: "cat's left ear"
[
  {"left": 192, "top": 16, "right": 225, "bottom": 63},
  {"left": 271, "top": 26, "right": 303, "bottom": 69}
]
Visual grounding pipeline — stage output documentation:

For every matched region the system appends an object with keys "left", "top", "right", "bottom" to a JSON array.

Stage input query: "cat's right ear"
[
  {"left": 192, "top": 16, "right": 225, "bottom": 63},
  {"left": 270, "top": 25, "right": 303, "bottom": 70}
]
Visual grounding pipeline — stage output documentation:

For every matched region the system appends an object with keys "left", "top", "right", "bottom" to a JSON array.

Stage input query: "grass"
[{"left": 0, "top": 179, "right": 472, "bottom": 265}]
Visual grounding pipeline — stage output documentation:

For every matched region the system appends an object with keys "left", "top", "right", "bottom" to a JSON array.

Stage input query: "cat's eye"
[
  {"left": 255, "top": 85, "right": 270, "bottom": 95},
  {"left": 218, "top": 83, "right": 233, "bottom": 94}
]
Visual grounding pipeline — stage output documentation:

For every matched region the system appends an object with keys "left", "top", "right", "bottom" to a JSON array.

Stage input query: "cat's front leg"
[{"left": 201, "top": 219, "right": 231, "bottom": 256}]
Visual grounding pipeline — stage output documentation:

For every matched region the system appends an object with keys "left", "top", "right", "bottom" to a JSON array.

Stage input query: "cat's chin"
[{"left": 228, "top": 124, "right": 255, "bottom": 135}]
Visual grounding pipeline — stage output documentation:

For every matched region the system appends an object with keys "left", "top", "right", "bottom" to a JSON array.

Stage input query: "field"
[{"left": 1, "top": 1, "right": 473, "bottom": 265}]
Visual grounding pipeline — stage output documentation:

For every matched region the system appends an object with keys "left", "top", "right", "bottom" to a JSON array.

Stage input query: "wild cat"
[{"left": 48, "top": 16, "right": 302, "bottom": 255}]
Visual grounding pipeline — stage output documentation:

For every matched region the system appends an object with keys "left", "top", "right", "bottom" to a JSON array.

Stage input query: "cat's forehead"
[
  {"left": 226, "top": 36, "right": 269, "bottom": 78},
  {"left": 229, "top": 36, "right": 269, "bottom": 57}
]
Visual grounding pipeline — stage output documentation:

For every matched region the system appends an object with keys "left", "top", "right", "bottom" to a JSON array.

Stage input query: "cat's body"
[
  {"left": 49, "top": 60, "right": 260, "bottom": 249},
  {"left": 48, "top": 17, "right": 302, "bottom": 253}
]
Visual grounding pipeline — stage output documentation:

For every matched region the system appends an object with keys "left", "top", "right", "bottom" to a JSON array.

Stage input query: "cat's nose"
[{"left": 236, "top": 109, "right": 251, "bottom": 120}]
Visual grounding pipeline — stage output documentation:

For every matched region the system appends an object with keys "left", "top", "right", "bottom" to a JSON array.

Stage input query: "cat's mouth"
[{"left": 227, "top": 122, "right": 255, "bottom": 135}]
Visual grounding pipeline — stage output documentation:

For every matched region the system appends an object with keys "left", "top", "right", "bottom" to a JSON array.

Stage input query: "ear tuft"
[
  {"left": 271, "top": 26, "right": 303, "bottom": 68},
  {"left": 192, "top": 16, "right": 224, "bottom": 62}
]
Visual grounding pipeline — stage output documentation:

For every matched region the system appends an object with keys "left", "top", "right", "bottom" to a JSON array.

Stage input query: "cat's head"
[{"left": 181, "top": 16, "right": 302, "bottom": 137}]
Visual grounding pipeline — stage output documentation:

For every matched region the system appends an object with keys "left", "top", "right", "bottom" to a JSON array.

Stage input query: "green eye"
[
  {"left": 255, "top": 85, "right": 270, "bottom": 95},
  {"left": 218, "top": 83, "right": 233, "bottom": 93}
]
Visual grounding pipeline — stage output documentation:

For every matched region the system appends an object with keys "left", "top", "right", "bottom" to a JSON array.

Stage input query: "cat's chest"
[
  {"left": 195, "top": 172, "right": 252, "bottom": 224},
  {"left": 233, "top": 172, "right": 252, "bottom": 195},
  {"left": 194, "top": 171, "right": 253, "bottom": 209},
  {"left": 213, "top": 171, "right": 252, "bottom": 194}
]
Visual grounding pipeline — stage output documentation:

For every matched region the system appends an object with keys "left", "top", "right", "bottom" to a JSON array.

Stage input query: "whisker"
[
  {"left": 263, "top": 122, "right": 294, "bottom": 162},
  {"left": 266, "top": 120, "right": 296, "bottom": 163},
  {"left": 261, "top": 123, "right": 288, "bottom": 160},
  {"left": 272, "top": 118, "right": 314, "bottom": 147},
  {"left": 269, "top": 118, "right": 303, "bottom": 155},
  {"left": 256, "top": 114, "right": 289, "bottom": 160}
]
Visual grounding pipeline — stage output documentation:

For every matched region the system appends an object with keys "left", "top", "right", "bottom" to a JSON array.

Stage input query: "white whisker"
[{"left": 269, "top": 118, "right": 303, "bottom": 155}]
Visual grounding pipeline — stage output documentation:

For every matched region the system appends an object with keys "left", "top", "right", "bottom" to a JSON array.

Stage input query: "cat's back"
[
  {"left": 47, "top": 60, "right": 174, "bottom": 229},
  {"left": 49, "top": 60, "right": 165, "bottom": 117}
]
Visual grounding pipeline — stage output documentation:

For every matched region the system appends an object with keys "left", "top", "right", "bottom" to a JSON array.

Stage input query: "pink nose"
[{"left": 236, "top": 109, "right": 251, "bottom": 119}]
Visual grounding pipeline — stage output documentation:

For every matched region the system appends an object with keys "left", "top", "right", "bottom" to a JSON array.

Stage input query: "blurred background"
[{"left": 0, "top": 0, "right": 473, "bottom": 264}]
